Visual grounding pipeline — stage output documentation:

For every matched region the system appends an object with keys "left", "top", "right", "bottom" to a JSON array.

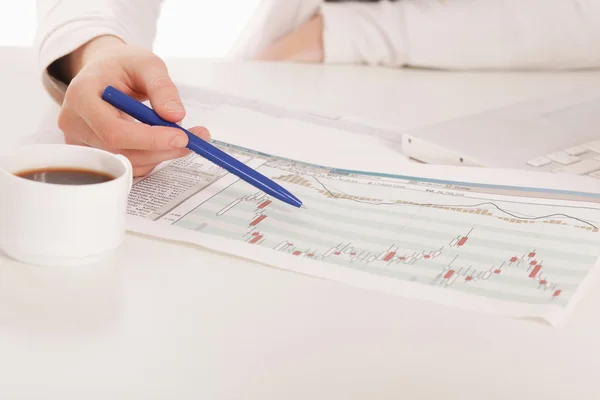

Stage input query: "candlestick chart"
[{"left": 139, "top": 151, "right": 600, "bottom": 308}]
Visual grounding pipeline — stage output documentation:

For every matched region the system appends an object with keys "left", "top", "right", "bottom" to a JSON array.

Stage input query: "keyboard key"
[
  {"left": 526, "top": 156, "right": 551, "bottom": 167},
  {"left": 552, "top": 158, "right": 600, "bottom": 175},
  {"left": 589, "top": 170, "right": 600, "bottom": 179},
  {"left": 546, "top": 151, "right": 580, "bottom": 165},
  {"left": 584, "top": 141, "right": 600, "bottom": 153},
  {"left": 565, "top": 146, "right": 588, "bottom": 156}
]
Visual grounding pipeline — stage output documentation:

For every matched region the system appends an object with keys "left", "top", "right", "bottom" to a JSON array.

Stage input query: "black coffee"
[{"left": 15, "top": 167, "right": 115, "bottom": 185}]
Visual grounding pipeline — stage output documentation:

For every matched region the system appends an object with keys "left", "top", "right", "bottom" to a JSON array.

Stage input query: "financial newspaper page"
[
  {"left": 30, "top": 85, "right": 600, "bottom": 327},
  {"left": 127, "top": 141, "right": 600, "bottom": 328}
]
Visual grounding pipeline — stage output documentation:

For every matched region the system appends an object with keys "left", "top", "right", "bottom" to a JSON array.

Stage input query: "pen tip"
[{"left": 278, "top": 191, "right": 302, "bottom": 208}]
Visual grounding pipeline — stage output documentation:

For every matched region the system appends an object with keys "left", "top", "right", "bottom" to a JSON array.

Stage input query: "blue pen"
[{"left": 101, "top": 85, "right": 302, "bottom": 208}]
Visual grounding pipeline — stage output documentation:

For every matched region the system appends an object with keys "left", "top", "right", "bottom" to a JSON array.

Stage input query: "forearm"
[
  {"left": 320, "top": 0, "right": 600, "bottom": 70},
  {"left": 35, "top": 0, "right": 163, "bottom": 101}
]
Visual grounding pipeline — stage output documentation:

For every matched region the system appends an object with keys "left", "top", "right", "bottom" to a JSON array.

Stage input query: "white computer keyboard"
[{"left": 526, "top": 141, "right": 600, "bottom": 178}]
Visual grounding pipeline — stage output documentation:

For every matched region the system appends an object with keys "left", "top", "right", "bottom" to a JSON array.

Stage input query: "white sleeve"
[
  {"left": 34, "top": 0, "right": 164, "bottom": 102},
  {"left": 320, "top": 0, "right": 600, "bottom": 70}
]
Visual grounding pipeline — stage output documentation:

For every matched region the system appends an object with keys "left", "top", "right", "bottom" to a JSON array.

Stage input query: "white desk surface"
[{"left": 1, "top": 46, "right": 600, "bottom": 399}]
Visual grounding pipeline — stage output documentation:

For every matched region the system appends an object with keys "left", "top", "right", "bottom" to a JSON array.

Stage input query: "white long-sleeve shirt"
[{"left": 35, "top": 0, "right": 600, "bottom": 101}]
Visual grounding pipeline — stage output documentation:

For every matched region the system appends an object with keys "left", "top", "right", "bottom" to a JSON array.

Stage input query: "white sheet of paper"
[{"left": 126, "top": 140, "right": 600, "bottom": 328}]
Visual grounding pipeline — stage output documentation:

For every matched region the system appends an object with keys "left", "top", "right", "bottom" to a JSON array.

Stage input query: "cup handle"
[{"left": 115, "top": 154, "right": 133, "bottom": 191}]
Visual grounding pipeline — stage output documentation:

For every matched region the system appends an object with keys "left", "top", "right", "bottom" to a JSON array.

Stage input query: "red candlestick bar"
[
  {"left": 257, "top": 200, "right": 271, "bottom": 209},
  {"left": 457, "top": 237, "right": 468, "bottom": 246},
  {"left": 444, "top": 270, "right": 455, "bottom": 279},
  {"left": 529, "top": 264, "right": 542, "bottom": 278},
  {"left": 250, "top": 215, "right": 267, "bottom": 226},
  {"left": 383, "top": 252, "right": 396, "bottom": 262},
  {"left": 249, "top": 235, "right": 262, "bottom": 244}
]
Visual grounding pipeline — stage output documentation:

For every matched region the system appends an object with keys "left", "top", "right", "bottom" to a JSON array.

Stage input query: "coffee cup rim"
[{"left": 0, "top": 144, "right": 131, "bottom": 188}]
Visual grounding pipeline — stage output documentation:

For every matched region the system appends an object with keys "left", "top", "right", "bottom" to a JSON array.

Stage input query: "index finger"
[{"left": 125, "top": 55, "right": 186, "bottom": 123}]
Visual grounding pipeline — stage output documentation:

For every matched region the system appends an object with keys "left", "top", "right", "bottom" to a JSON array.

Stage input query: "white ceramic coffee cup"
[{"left": 0, "top": 144, "right": 133, "bottom": 266}]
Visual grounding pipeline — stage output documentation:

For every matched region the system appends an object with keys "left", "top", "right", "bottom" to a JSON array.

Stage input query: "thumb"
[{"left": 129, "top": 55, "right": 186, "bottom": 123}]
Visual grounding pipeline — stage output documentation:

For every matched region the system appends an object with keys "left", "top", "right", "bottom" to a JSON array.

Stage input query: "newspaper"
[
  {"left": 30, "top": 85, "right": 600, "bottom": 327},
  {"left": 126, "top": 140, "right": 600, "bottom": 328}
]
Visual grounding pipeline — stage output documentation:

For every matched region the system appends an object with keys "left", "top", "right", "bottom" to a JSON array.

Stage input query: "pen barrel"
[
  {"left": 101, "top": 85, "right": 302, "bottom": 207},
  {"left": 186, "top": 139, "right": 258, "bottom": 183},
  {"left": 186, "top": 139, "right": 296, "bottom": 203},
  {"left": 101, "top": 86, "right": 169, "bottom": 127}
]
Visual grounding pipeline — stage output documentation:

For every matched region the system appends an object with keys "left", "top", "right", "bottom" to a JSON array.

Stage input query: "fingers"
[
  {"left": 60, "top": 69, "right": 212, "bottom": 178},
  {"left": 125, "top": 56, "right": 185, "bottom": 123},
  {"left": 77, "top": 98, "right": 190, "bottom": 151},
  {"left": 122, "top": 127, "right": 207, "bottom": 171},
  {"left": 56, "top": 46, "right": 216, "bottom": 179},
  {"left": 58, "top": 109, "right": 192, "bottom": 175},
  {"left": 61, "top": 48, "right": 211, "bottom": 153},
  {"left": 58, "top": 109, "right": 95, "bottom": 146},
  {"left": 128, "top": 148, "right": 192, "bottom": 176},
  {"left": 106, "top": 126, "right": 209, "bottom": 177},
  {"left": 63, "top": 89, "right": 212, "bottom": 152},
  {"left": 124, "top": 148, "right": 190, "bottom": 168},
  {"left": 131, "top": 164, "right": 160, "bottom": 177},
  {"left": 187, "top": 126, "right": 211, "bottom": 141},
  {"left": 124, "top": 127, "right": 208, "bottom": 171}
]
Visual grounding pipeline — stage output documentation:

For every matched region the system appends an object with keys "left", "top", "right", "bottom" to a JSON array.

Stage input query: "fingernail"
[
  {"left": 170, "top": 135, "right": 188, "bottom": 148},
  {"left": 164, "top": 100, "right": 184, "bottom": 112}
]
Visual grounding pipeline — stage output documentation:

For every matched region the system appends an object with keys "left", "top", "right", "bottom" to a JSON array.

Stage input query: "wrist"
[{"left": 61, "top": 35, "right": 126, "bottom": 81}]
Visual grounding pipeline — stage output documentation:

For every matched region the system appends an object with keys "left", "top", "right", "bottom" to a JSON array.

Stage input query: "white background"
[{"left": 0, "top": 0, "right": 260, "bottom": 57}]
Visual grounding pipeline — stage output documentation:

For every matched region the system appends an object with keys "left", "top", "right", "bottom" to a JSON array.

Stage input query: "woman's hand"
[
  {"left": 255, "top": 14, "right": 325, "bottom": 63},
  {"left": 56, "top": 35, "right": 210, "bottom": 176}
]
